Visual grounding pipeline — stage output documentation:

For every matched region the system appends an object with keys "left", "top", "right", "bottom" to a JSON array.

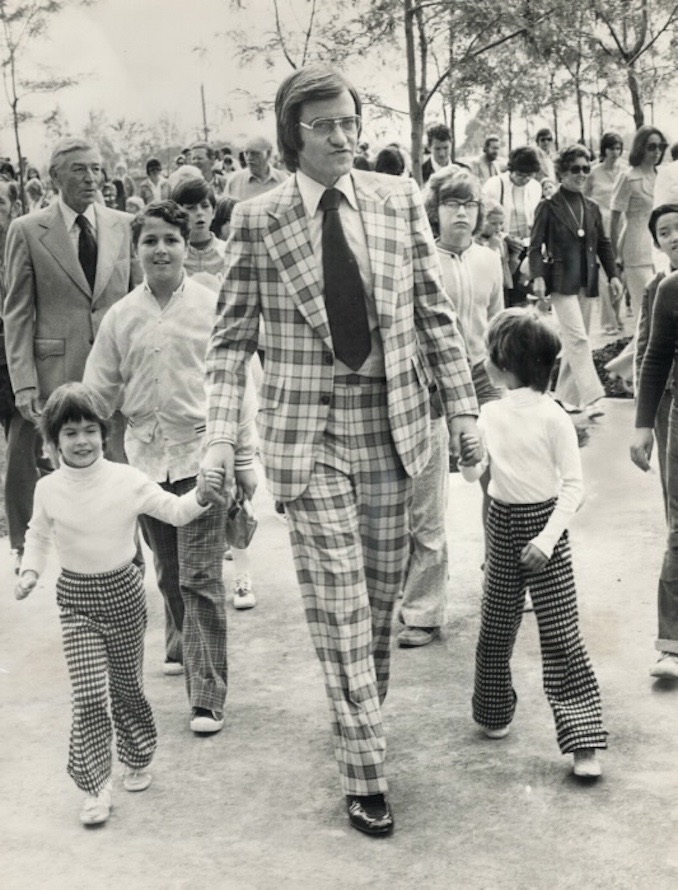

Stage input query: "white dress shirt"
[{"left": 58, "top": 195, "right": 97, "bottom": 254}]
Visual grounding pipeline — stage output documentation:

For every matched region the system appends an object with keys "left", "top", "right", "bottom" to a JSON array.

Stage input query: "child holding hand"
[
  {"left": 458, "top": 308, "right": 608, "bottom": 778},
  {"left": 15, "top": 382, "right": 224, "bottom": 827}
]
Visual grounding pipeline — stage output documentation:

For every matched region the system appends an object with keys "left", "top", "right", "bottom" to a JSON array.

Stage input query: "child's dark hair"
[
  {"left": 40, "top": 382, "right": 110, "bottom": 453},
  {"left": 131, "top": 200, "right": 190, "bottom": 247},
  {"left": 170, "top": 176, "right": 216, "bottom": 210},
  {"left": 211, "top": 196, "right": 236, "bottom": 236},
  {"left": 486, "top": 308, "right": 561, "bottom": 393},
  {"left": 648, "top": 203, "right": 678, "bottom": 248}
]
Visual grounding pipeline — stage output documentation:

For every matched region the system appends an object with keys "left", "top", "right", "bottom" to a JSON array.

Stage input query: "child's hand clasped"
[
  {"left": 458, "top": 431, "right": 482, "bottom": 466},
  {"left": 197, "top": 467, "right": 227, "bottom": 506},
  {"left": 520, "top": 542, "right": 548, "bottom": 574},
  {"left": 15, "top": 571, "right": 38, "bottom": 600}
]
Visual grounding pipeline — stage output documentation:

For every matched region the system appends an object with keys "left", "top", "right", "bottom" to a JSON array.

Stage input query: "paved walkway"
[{"left": 1, "top": 398, "right": 677, "bottom": 888}]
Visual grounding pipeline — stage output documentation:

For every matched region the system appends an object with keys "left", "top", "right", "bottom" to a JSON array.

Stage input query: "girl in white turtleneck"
[{"left": 15, "top": 382, "right": 222, "bottom": 828}]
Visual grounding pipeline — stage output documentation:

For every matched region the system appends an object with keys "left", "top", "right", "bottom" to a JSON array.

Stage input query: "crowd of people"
[{"left": 1, "top": 64, "right": 676, "bottom": 838}]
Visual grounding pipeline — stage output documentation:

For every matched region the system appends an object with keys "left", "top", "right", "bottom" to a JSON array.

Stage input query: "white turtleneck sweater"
[
  {"left": 460, "top": 388, "right": 583, "bottom": 557},
  {"left": 22, "top": 456, "right": 209, "bottom": 576}
]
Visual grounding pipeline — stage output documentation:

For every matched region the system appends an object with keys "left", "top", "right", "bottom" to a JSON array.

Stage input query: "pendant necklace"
[{"left": 564, "top": 192, "right": 585, "bottom": 238}]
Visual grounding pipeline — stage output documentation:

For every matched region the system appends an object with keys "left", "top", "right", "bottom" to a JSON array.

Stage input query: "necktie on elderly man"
[
  {"left": 75, "top": 214, "right": 98, "bottom": 293},
  {"left": 319, "top": 188, "right": 371, "bottom": 371}
]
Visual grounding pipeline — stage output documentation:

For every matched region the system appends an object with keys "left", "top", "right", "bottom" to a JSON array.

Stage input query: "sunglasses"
[
  {"left": 569, "top": 164, "right": 591, "bottom": 174},
  {"left": 539, "top": 136, "right": 553, "bottom": 142},
  {"left": 647, "top": 141, "right": 667, "bottom": 151}
]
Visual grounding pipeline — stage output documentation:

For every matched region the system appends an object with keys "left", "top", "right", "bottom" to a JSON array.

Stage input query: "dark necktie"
[
  {"left": 319, "top": 188, "right": 371, "bottom": 371},
  {"left": 75, "top": 214, "right": 98, "bottom": 292}
]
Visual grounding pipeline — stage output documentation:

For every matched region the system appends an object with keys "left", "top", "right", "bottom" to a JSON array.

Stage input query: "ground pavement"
[{"left": 1, "top": 397, "right": 677, "bottom": 888}]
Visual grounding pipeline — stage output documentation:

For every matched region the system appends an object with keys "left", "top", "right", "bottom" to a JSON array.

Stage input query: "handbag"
[{"left": 225, "top": 497, "right": 258, "bottom": 550}]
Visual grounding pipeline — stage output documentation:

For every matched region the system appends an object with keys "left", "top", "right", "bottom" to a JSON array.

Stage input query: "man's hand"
[
  {"left": 15, "top": 571, "right": 38, "bottom": 600},
  {"left": 609, "top": 277, "right": 624, "bottom": 301},
  {"left": 449, "top": 415, "right": 479, "bottom": 463},
  {"left": 630, "top": 428, "right": 654, "bottom": 472},
  {"left": 198, "top": 443, "right": 234, "bottom": 506},
  {"left": 520, "top": 542, "right": 548, "bottom": 574},
  {"left": 235, "top": 468, "right": 258, "bottom": 502},
  {"left": 15, "top": 388, "right": 41, "bottom": 425},
  {"left": 458, "top": 431, "right": 482, "bottom": 466}
]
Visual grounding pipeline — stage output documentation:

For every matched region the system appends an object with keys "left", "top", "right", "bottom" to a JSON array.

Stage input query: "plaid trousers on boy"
[
  {"left": 474, "top": 498, "right": 608, "bottom": 753},
  {"left": 139, "top": 476, "right": 228, "bottom": 712},
  {"left": 57, "top": 563, "right": 156, "bottom": 795},
  {"left": 286, "top": 381, "right": 411, "bottom": 797}
]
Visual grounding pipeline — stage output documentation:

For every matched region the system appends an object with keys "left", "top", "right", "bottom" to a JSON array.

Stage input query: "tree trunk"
[
  {"left": 553, "top": 104, "right": 559, "bottom": 151},
  {"left": 404, "top": 0, "right": 424, "bottom": 186},
  {"left": 450, "top": 102, "right": 456, "bottom": 157},
  {"left": 576, "top": 82, "right": 585, "bottom": 144},
  {"left": 507, "top": 103, "right": 513, "bottom": 152},
  {"left": 627, "top": 65, "right": 644, "bottom": 129}
]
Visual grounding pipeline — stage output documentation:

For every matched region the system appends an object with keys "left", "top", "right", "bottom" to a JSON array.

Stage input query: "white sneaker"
[
  {"left": 233, "top": 574, "right": 256, "bottom": 610},
  {"left": 80, "top": 779, "right": 112, "bottom": 825},
  {"left": 122, "top": 766, "right": 152, "bottom": 792},
  {"left": 649, "top": 652, "right": 678, "bottom": 680},
  {"left": 573, "top": 748, "right": 602, "bottom": 778},
  {"left": 480, "top": 724, "right": 510, "bottom": 739}
]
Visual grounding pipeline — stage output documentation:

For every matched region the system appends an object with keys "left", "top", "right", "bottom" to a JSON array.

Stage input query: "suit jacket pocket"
[
  {"left": 411, "top": 354, "right": 434, "bottom": 389},
  {"left": 34, "top": 338, "right": 66, "bottom": 360},
  {"left": 259, "top": 376, "right": 285, "bottom": 412}
]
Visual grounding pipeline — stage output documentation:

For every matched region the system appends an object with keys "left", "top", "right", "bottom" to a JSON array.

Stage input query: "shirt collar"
[
  {"left": 59, "top": 195, "right": 97, "bottom": 233},
  {"left": 142, "top": 272, "right": 187, "bottom": 303},
  {"left": 247, "top": 165, "right": 274, "bottom": 184},
  {"left": 296, "top": 169, "right": 358, "bottom": 217}
]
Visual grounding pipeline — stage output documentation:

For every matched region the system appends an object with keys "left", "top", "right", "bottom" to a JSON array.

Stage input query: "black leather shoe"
[{"left": 347, "top": 796, "right": 394, "bottom": 837}]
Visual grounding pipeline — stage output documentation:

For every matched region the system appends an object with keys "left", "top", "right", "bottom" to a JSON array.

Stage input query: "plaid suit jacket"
[{"left": 206, "top": 169, "right": 477, "bottom": 500}]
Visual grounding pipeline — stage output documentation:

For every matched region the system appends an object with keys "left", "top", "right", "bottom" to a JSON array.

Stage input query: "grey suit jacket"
[{"left": 2, "top": 201, "right": 140, "bottom": 399}]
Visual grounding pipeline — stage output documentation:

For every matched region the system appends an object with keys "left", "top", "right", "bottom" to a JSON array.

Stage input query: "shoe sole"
[
  {"left": 349, "top": 820, "right": 394, "bottom": 837},
  {"left": 190, "top": 719, "right": 225, "bottom": 733},
  {"left": 162, "top": 664, "right": 184, "bottom": 675},
  {"left": 649, "top": 668, "right": 678, "bottom": 680},
  {"left": 123, "top": 775, "right": 152, "bottom": 792}
]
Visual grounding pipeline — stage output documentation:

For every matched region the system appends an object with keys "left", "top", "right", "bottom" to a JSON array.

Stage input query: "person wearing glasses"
[
  {"left": 606, "top": 126, "right": 668, "bottom": 389},
  {"left": 199, "top": 65, "right": 478, "bottom": 837},
  {"left": 534, "top": 128, "right": 556, "bottom": 182},
  {"left": 529, "top": 145, "right": 622, "bottom": 418}
]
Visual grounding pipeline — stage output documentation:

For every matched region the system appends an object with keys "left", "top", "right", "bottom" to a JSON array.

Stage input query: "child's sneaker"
[
  {"left": 122, "top": 766, "right": 152, "bottom": 792},
  {"left": 190, "top": 707, "right": 225, "bottom": 733},
  {"left": 649, "top": 651, "right": 678, "bottom": 679},
  {"left": 80, "top": 779, "right": 112, "bottom": 825},
  {"left": 233, "top": 574, "right": 256, "bottom": 610},
  {"left": 573, "top": 748, "right": 602, "bottom": 778},
  {"left": 479, "top": 724, "right": 510, "bottom": 739},
  {"left": 162, "top": 659, "right": 183, "bottom": 676}
]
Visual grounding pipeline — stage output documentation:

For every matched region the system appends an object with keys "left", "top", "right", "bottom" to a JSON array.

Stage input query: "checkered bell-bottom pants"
[
  {"left": 139, "top": 476, "right": 228, "bottom": 712},
  {"left": 57, "top": 564, "right": 157, "bottom": 795},
  {"left": 285, "top": 381, "right": 411, "bottom": 797},
  {"left": 474, "top": 498, "right": 608, "bottom": 753}
]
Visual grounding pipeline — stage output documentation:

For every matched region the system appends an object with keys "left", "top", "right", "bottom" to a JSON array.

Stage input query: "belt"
[{"left": 335, "top": 374, "right": 387, "bottom": 385}]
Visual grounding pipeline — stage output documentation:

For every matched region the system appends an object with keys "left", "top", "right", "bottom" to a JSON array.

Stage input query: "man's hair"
[
  {"left": 130, "top": 200, "right": 190, "bottom": 247},
  {"left": 424, "top": 169, "right": 483, "bottom": 233},
  {"left": 507, "top": 146, "right": 540, "bottom": 175},
  {"left": 0, "top": 177, "right": 20, "bottom": 203},
  {"left": 189, "top": 141, "right": 215, "bottom": 160},
  {"left": 599, "top": 131, "right": 623, "bottom": 161},
  {"left": 171, "top": 176, "right": 216, "bottom": 209},
  {"left": 25, "top": 178, "right": 44, "bottom": 199},
  {"left": 426, "top": 124, "right": 451, "bottom": 146},
  {"left": 483, "top": 197, "right": 504, "bottom": 218},
  {"left": 648, "top": 203, "right": 678, "bottom": 247},
  {"left": 628, "top": 125, "right": 667, "bottom": 167},
  {"left": 275, "top": 65, "right": 361, "bottom": 172},
  {"left": 671, "top": 142, "right": 678, "bottom": 162},
  {"left": 483, "top": 134, "right": 500, "bottom": 151},
  {"left": 374, "top": 146, "right": 405, "bottom": 176},
  {"left": 40, "top": 382, "right": 110, "bottom": 454},
  {"left": 244, "top": 136, "right": 273, "bottom": 153},
  {"left": 146, "top": 157, "right": 162, "bottom": 176},
  {"left": 49, "top": 137, "right": 96, "bottom": 177},
  {"left": 352, "top": 154, "right": 372, "bottom": 171},
  {"left": 535, "top": 128, "right": 553, "bottom": 142},
  {"left": 211, "top": 196, "right": 236, "bottom": 236},
  {"left": 555, "top": 144, "right": 591, "bottom": 179},
  {"left": 486, "top": 308, "right": 561, "bottom": 393}
]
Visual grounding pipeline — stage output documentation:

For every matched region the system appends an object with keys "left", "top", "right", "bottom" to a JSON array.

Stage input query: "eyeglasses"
[
  {"left": 299, "top": 116, "right": 361, "bottom": 137},
  {"left": 568, "top": 164, "right": 591, "bottom": 174},
  {"left": 441, "top": 199, "right": 480, "bottom": 211},
  {"left": 646, "top": 141, "right": 667, "bottom": 151},
  {"left": 539, "top": 136, "right": 553, "bottom": 142}
]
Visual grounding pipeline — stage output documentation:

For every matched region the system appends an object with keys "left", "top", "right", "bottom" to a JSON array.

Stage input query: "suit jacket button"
[
  {"left": 320, "top": 395, "right": 331, "bottom": 405},
  {"left": 325, "top": 353, "right": 333, "bottom": 364}
]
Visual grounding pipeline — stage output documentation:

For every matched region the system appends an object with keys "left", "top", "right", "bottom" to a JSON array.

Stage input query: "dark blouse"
[{"left": 636, "top": 270, "right": 678, "bottom": 427}]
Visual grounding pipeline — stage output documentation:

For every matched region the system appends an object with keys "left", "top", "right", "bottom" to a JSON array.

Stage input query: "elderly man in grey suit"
[{"left": 2, "top": 137, "right": 139, "bottom": 568}]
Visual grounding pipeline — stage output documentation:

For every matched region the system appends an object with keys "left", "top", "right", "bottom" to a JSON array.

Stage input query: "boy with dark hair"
[
  {"left": 459, "top": 308, "right": 608, "bottom": 778},
  {"left": 84, "top": 200, "right": 258, "bottom": 735},
  {"left": 171, "top": 177, "right": 226, "bottom": 281}
]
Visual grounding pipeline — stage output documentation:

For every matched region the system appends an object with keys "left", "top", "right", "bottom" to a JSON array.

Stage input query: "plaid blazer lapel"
[
  {"left": 263, "top": 184, "right": 333, "bottom": 350},
  {"left": 353, "top": 175, "right": 403, "bottom": 338}
]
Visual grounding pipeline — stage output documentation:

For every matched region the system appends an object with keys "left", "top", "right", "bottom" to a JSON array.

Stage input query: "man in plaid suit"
[{"left": 201, "top": 66, "right": 478, "bottom": 836}]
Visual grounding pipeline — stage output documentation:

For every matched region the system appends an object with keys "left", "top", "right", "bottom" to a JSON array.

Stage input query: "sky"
[{"left": 3, "top": 0, "right": 676, "bottom": 168}]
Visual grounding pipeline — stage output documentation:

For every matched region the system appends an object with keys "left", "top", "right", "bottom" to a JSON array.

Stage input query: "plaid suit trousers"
[{"left": 286, "top": 381, "right": 411, "bottom": 796}]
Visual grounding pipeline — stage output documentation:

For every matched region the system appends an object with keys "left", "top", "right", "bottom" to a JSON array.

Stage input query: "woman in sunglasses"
[
  {"left": 530, "top": 144, "right": 622, "bottom": 418},
  {"left": 605, "top": 126, "right": 667, "bottom": 389}
]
